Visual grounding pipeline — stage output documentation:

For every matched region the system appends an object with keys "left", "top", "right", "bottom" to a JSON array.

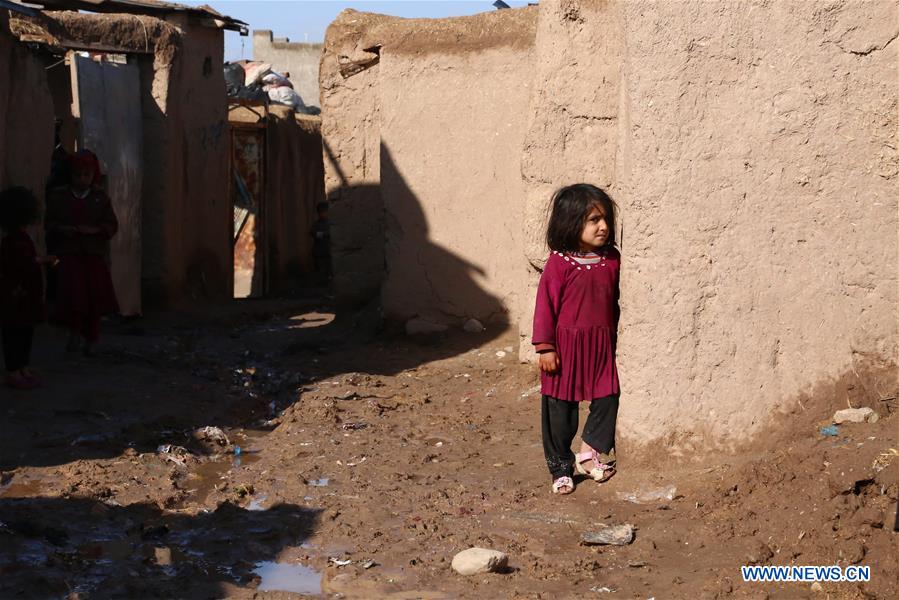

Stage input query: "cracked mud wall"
[
  {"left": 321, "top": 8, "right": 538, "bottom": 318},
  {"left": 522, "top": 0, "right": 897, "bottom": 448},
  {"left": 0, "top": 14, "right": 54, "bottom": 199},
  {"left": 142, "top": 16, "right": 230, "bottom": 304},
  {"left": 322, "top": 0, "right": 896, "bottom": 446}
]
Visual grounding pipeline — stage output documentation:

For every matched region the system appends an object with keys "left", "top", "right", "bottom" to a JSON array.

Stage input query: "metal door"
[{"left": 71, "top": 53, "right": 143, "bottom": 315}]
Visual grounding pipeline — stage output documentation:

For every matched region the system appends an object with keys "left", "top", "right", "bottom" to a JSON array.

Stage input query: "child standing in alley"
[
  {"left": 533, "top": 184, "right": 621, "bottom": 494},
  {"left": 44, "top": 150, "right": 118, "bottom": 356},
  {"left": 0, "top": 187, "right": 54, "bottom": 389}
]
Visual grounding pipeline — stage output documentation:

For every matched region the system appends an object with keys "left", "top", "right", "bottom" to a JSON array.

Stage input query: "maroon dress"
[
  {"left": 45, "top": 188, "right": 119, "bottom": 341},
  {"left": 532, "top": 248, "right": 620, "bottom": 401}
]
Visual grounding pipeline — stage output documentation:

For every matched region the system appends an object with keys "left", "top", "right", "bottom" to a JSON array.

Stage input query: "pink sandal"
[
  {"left": 552, "top": 476, "right": 575, "bottom": 494},
  {"left": 575, "top": 450, "right": 616, "bottom": 483}
]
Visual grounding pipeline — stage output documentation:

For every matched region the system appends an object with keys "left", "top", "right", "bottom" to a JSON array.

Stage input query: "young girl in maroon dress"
[
  {"left": 533, "top": 184, "right": 620, "bottom": 494},
  {"left": 0, "top": 187, "right": 55, "bottom": 389},
  {"left": 45, "top": 150, "right": 119, "bottom": 355}
]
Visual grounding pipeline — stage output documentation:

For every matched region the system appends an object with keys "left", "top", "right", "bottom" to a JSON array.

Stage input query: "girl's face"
[
  {"left": 71, "top": 168, "right": 94, "bottom": 192},
  {"left": 580, "top": 204, "right": 609, "bottom": 251}
]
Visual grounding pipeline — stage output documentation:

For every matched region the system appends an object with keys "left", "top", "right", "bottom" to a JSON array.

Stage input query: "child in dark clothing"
[
  {"left": 0, "top": 187, "right": 55, "bottom": 389},
  {"left": 310, "top": 201, "right": 331, "bottom": 282},
  {"left": 44, "top": 150, "right": 118, "bottom": 355}
]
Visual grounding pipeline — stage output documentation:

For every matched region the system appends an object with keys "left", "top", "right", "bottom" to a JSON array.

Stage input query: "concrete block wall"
[{"left": 253, "top": 30, "right": 322, "bottom": 108}]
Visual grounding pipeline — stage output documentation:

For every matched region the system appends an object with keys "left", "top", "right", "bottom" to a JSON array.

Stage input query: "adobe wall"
[
  {"left": 321, "top": 8, "right": 538, "bottom": 319},
  {"left": 252, "top": 31, "right": 322, "bottom": 108},
  {"left": 323, "top": 0, "right": 897, "bottom": 447},
  {"left": 155, "top": 16, "right": 230, "bottom": 303},
  {"left": 0, "top": 14, "right": 54, "bottom": 201},
  {"left": 521, "top": 0, "right": 898, "bottom": 448}
]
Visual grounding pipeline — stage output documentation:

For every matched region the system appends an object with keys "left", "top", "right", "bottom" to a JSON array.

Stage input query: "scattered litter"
[
  {"left": 628, "top": 560, "right": 647, "bottom": 568},
  {"left": 590, "top": 586, "right": 617, "bottom": 593},
  {"left": 820, "top": 425, "right": 839, "bottom": 437},
  {"left": 193, "top": 426, "right": 230, "bottom": 447},
  {"left": 233, "top": 483, "right": 255, "bottom": 498},
  {"left": 833, "top": 407, "right": 879, "bottom": 424},
  {"left": 485, "top": 388, "right": 497, "bottom": 398},
  {"left": 336, "top": 457, "right": 367, "bottom": 467},
  {"left": 156, "top": 445, "right": 192, "bottom": 465},
  {"left": 234, "top": 446, "right": 242, "bottom": 456},
  {"left": 329, "top": 557, "right": 352, "bottom": 567},
  {"left": 306, "top": 477, "right": 329, "bottom": 487},
  {"left": 435, "top": 441, "right": 444, "bottom": 447},
  {"left": 580, "top": 523, "right": 635, "bottom": 546},
  {"left": 616, "top": 485, "right": 677, "bottom": 504},
  {"left": 361, "top": 559, "right": 377, "bottom": 569},
  {"left": 342, "top": 422, "right": 368, "bottom": 431},
  {"left": 873, "top": 448, "right": 899, "bottom": 472},
  {"left": 495, "top": 351, "right": 507, "bottom": 358}
]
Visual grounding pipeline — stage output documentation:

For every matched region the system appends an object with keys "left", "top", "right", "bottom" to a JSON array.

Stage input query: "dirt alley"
[{"left": 1, "top": 297, "right": 897, "bottom": 599}]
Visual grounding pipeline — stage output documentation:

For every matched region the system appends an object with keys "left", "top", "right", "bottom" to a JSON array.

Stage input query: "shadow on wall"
[
  {"left": 379, "top": 144, "right": 509, "bottom": 325},
  {"left": 324, "top": 140, "right": 509, "bottom": 326},
  {"left": 0, "top": 496, "right": 320, "bottom": 598}
]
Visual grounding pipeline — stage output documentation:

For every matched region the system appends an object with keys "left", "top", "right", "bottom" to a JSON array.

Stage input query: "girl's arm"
[{"left": 532, "top": 255, "right": 563, "bottom": 352}]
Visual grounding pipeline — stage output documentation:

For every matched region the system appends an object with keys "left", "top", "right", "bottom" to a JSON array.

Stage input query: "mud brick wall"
[
  {"left": 323, "top": 0, "right": 897, "bottom": 447},
  {"left": 321, "top": 8, "right": 538, "bottom": 319},
  {"left": 0, "top": 14, "right": 55, "bottom": 201}
]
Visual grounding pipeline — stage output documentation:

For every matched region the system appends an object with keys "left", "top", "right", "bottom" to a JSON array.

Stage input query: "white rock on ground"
[
  {"left": 405, "top": 318, "right": 448, "bottom": 335},
  {"left": 451, "top": 548, "right": 508, "bottom": 575},
  {"left": 833, "top": 407, "right": 879, "bottom": 424}
]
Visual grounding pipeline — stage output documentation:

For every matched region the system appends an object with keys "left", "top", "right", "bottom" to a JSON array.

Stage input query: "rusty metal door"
[
  {"left": 231, "top": 124, "right": 266, "bottom": 298},
  {"left": 71, "top": 52, "right": 143, "bottom": 315}
]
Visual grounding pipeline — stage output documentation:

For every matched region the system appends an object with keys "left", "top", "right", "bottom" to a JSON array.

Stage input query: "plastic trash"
[
  {"left": 234, "top": 446, "right": 242, "bottom": 456},
  {"left": 820, "top": 425, "right": 839, "bottom": 437}
]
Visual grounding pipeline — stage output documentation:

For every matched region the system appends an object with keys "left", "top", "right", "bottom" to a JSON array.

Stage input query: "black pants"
[
  {"left": 2, "top": 326, "right": 34, "bottom": 372},
  {"left": 542, "top": 394, "right": 619, "bottom": 479}
]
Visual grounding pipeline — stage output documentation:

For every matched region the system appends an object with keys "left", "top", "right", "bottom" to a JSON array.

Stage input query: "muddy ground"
[{"left": 1, "top": 296, "right": 897, "bottom": 599}]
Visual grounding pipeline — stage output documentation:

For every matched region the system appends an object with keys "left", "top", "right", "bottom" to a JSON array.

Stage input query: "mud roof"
[{"left": 11, "top": 0, "right": 248, "bottom": 33}]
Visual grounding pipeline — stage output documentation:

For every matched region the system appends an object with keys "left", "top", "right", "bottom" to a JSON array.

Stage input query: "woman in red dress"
[{"left": 45, "top": 150, "right": 119, "bottom": 355}]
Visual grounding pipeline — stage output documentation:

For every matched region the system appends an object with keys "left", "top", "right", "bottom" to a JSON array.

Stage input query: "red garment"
[
  {"left": 0, "top": 229, "right": 46, "bottom": 327},
  {"left": 49, "top": 189, "right": 119, "bottom": 340},
  {"left": 532, "top": 249, "right": 620, "bottom": 401}
]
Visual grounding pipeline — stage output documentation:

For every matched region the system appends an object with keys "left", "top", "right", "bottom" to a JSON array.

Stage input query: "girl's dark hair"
[
  {"left": 546, "top": 183, "right": 617, "bottom": 252},
  {"left": 0, "top": 186, "right": 39, "bottom": 232}
]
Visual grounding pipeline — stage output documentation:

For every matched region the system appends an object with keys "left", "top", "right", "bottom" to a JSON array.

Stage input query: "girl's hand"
[
  {"left": 539, "top": 351, "right": 560, "bottom": 374},
  {"left": 37, "top": 255, "right": 59, "bottom": 267}
]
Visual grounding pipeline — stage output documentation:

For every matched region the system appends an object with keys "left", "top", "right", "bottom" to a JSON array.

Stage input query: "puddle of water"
[
  {"left": 247, "top": 494, "right": 268, "bottom": 511},
  {"left": 254, "top": 561, "right": 322, "bottom": 594},
  {"left": 307, "top": 478, "right": 329, "bottom": 487}
]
